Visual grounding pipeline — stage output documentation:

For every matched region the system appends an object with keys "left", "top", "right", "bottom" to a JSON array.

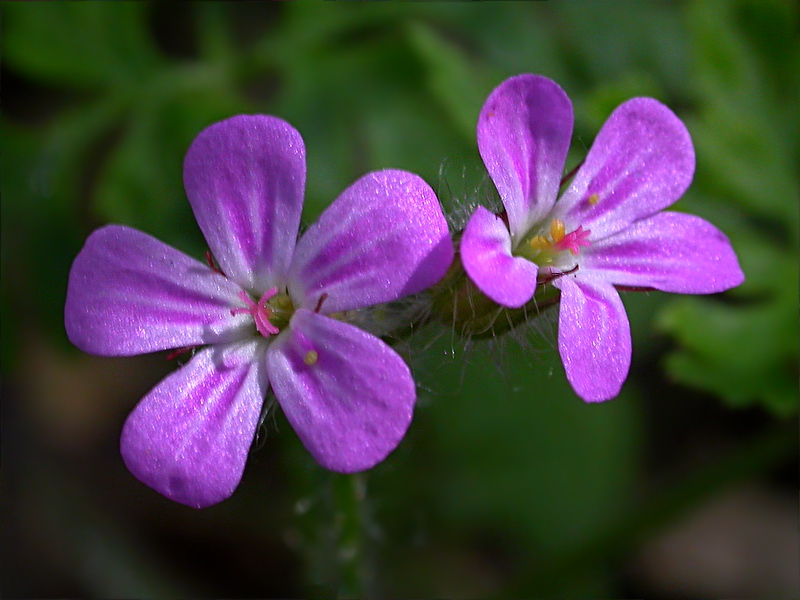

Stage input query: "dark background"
[{"left": 2, "top": 1, "right": 797, "bottom": 597}]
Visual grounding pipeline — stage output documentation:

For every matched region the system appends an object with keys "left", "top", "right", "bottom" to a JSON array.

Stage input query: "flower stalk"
[
  {"left": 298, "top": 472, "right": 372, "bottom": 599},
  {"left": 330, "top": 473, "right": 371, "bottom": 599},
  {"left": 427, "top": 247, "right": 561, "bottom": 340}
]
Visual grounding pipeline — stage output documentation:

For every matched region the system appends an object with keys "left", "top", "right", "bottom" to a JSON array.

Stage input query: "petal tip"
[
  {"left": 461, "top": 206, "right": 539, "bottom": 308},
  {"left": 268, "top": 312, "right": 416, "bottom": 474}
]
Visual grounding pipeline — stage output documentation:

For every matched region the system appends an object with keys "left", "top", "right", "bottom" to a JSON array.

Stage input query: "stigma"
[
  {"left": 528, "top": 219, "right": 591, "bottom": 258},
  {"left": 230, "top": 288, "right": 281, "bottom": 338}
]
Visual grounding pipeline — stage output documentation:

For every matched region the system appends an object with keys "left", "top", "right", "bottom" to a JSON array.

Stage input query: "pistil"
[
  {"left": 230, "top": 288, "right": 280, "bottom": 338},
  {"left": 523, "top": 219, "right": 591, "bottom": 264}
]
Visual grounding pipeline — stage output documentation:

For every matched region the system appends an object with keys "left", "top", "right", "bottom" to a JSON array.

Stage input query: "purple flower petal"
[
  {"left": 585, "top": 212, "right": 745, "bottom": 293},
  {"left": 120, "top": 341, "right": 268, "bottom": 508},
  {"left": 553, "top": 276, "right": 631, "bottom": 402},
  {"left": 184, "top": 115, "right": 306, "bottom": 292},
  {"left": 287, "top": 170, "right": 453, "bottom": 313},
  {"left": 556, "top": 98, "right": 695, "bottom": 239},
  {"left": 266, "top": 309, "right": 415, "bottom": 473},
  {"left": 65, "top": 225, "right": 249, "bottom": 356},
  {"left": 461, "top": 206, "right": 539, "bottom": 308},
  {"left": 478, "top": 74, "right": 573, "bottom": 240}
]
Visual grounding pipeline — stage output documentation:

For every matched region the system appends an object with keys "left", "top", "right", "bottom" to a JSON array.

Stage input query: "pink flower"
[
  {"left": 65, "top": 115, "right": 453, "bottom": 507},
  {"left": 460, "top": 75, "right": 744, "bottom": 402}
]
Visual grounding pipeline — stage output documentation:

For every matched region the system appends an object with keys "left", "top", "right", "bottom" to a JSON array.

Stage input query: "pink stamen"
[
  {"left": 560, "top": 160, "right": 584, "bottom": 188},
  {"left": 205, "top": 250, "right": 225, "bottom": 276},
  {"left": 230, "top": 288, "right": 280, "bottom": 338},
  {"left": 166, "top": 345, "right": 196, "bottom": 361},
  {"left": 553, "top": 225, "right": 591, "bottom": 255},
  {"left": 539, "top": 264, "right": 579, "bottom": 285},
  {"left": 314, "top": 293, "right": 328, "bottom": 314}
]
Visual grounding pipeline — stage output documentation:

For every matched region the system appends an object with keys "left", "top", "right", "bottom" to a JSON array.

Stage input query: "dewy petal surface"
[
  {"left": 65, "top": 225, "right": 249, "bottom": 356},
  {"left": 120, "top": 341, "right": 267, "bottom": 508},
  {"left": 556, "top": 98, "right": 695, "bottom": 239},
  {"left": 478, "top": 74, "right": 573, "bottom": 240},
  {"left": 461, "top": 206, "right": 540, "bottom": 308},
  {"left": 288, "top": 170, "right": 453, "bottom": 313},
  {"left": 184, "top": 115, "right": 305, "bottom": 292},
  {"left": 266, "top": 309, "right": 415, "bottom": 473},
  {"left": 554, "top": 276, "right": 631, "bottom": 402},
  {"left": 585, "top": 212, "right": 745, "bottom": 293}
]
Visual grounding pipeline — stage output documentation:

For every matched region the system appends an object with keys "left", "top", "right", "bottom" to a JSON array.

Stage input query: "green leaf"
[
  {"left": 552, "top": 0, "right": 690, "bottom": 94},
  {"left": 658, "top": 0, "right": 799, "bottom": 417},
  {"left": 578, "top": 72, "right": 665, "bottom": 132},
  {"left": 733, "top": 0, "right": 800, "bottom": 103},
  {"left": 687, "top": 0, "right": 798, "bottom": 230},
  {"left": 0, "top": 120, "right": 87, "bottom": 352},
  {"left": 3, "top": 2, "right": 161, "bottom": 89},
  {"left": 658, "top": 286, "right": 798, "bottom": 417},
  {"left": 93, "top": 70, "right": 246, "bottom": 253},
  {"left": 405, "top": 21, "right": 489, "bottom": 141}
]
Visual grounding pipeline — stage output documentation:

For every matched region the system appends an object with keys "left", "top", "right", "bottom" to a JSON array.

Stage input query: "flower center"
[
  {"left": 517, "top": 219, "right": 591, "bottom": 268},
  {"left": 230, "top": 288, "right": 294, "bottom": 338}
]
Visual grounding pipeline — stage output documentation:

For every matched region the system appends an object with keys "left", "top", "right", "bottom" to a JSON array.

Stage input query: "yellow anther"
[
  {"left": 304, "top": 350, "right": 319, "bottom": 366},
  {"left": 588, "top": 193, "right": 600, "bottom": 205},
  {"left": 528, "top": 236, "right": 551, "bottom": 251},
  {"left": 549, "top": 219, "right": 566, "bottom": 243}
]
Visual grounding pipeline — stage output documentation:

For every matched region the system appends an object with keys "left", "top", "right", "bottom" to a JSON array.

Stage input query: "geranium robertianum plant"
[
  {"left": 65, "top": 115, "right": 453, "bottom": 508},
  {"left": 65, "top": 75, "right": 743, "bottom": 507},
  {"left": 456, "top": 74, "right": 744, "bottom": 401}
]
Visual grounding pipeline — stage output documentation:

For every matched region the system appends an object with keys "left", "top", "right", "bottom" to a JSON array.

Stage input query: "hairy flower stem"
[
  {"left": 326, "top": 244, "right": 563, "bottom": 595},
  {"left": 428, "top": 249, "right": 561, "bottom": 339},
  {"left": 329, "top": 248, "right": 561, "bottom": 596},
  {"left": 376, "top": 246, "right": 561, "bottom": 347},
  {"left": 305, "top": 472, "right": 372, "bottom": 599},
  {"left": 331, "top": 473, "right": 371, "bottom": 598}
]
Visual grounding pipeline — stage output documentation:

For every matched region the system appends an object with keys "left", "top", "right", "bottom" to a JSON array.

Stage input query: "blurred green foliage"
[
  {"left": 658, "top": 0, "right": 799, "bottom": 417},
  {"left": 2, "top": 1, "right": 797, "bottom": 598}
]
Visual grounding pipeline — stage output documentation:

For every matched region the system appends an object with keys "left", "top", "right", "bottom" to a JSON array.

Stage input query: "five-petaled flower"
[
  {"left": 460, "top": 74, "right": 744, "bottom": 402},
  {"left": 65, "top": 115, "right": 453, "bottom": 508}
]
